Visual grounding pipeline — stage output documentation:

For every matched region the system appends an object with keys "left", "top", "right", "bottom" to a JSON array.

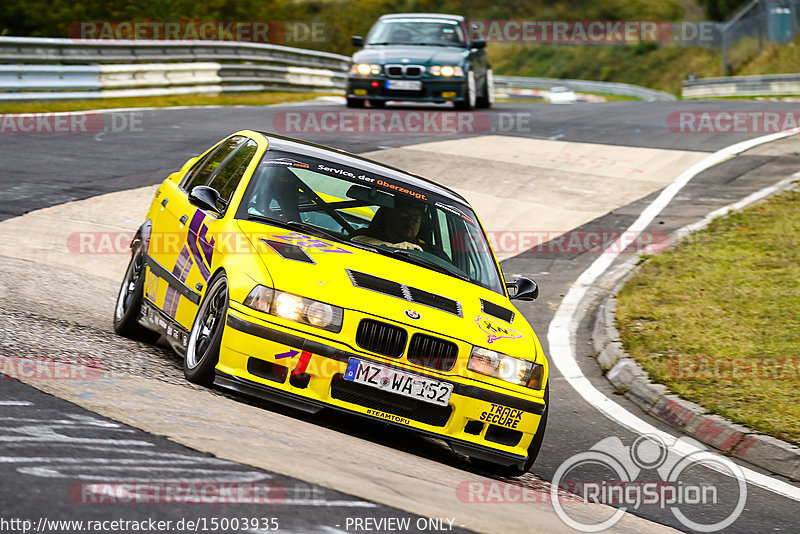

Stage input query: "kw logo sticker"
[{"left": 475, "top": 315, "right": 522, "bottom": 344}]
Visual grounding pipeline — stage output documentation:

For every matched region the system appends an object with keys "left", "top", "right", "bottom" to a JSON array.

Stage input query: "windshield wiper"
[{"left": 390, "top": 249, "right": 470, "bottom": 281}]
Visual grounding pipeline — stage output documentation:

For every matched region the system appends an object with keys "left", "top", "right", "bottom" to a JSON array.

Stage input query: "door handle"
[{"left": 180, "top": 214, "right": 188, "bottom": 225}]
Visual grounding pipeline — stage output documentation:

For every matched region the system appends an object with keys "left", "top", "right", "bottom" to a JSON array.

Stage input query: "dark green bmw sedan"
[{"left": 346, "top": 13, "right": 493, "bottom": 110}]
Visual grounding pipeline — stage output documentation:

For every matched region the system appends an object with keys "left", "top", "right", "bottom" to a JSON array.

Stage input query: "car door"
[
  {"left": 149, "top": 135, "right": 246, "bottom": 329},
  {"left": 179, "top": 137, "right": 260, "bottom": 328}
]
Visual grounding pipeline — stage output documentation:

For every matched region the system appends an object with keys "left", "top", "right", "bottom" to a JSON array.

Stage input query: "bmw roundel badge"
[{"left": 405, "top": 309, "right": 421, "bottom": 320}]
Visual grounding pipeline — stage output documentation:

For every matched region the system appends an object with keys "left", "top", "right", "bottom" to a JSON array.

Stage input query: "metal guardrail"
[
  {"left": 494, "top": 76, "right": 677, "bottom": 102},
  {"left": 0, "top": 36, "right": 673, "bottom": 102},
  {"left": 682, "top": 73, "right": 800, "bottom": 98}
]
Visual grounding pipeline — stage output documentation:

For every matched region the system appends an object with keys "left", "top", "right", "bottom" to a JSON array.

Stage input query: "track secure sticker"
[
  {"left": 480, "top": 404, "right": 523, "bottom": 429},
  {"left": 475, "top": 315, "right": 522, "bottom": 344}
]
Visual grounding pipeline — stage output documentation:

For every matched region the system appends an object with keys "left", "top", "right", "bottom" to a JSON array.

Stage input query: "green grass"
[
  {"left": 616, "top": 187, "right": 800, "bottom": 445},
  {"left": 0, "top": 91, "right": 334, "bottom": 114}
]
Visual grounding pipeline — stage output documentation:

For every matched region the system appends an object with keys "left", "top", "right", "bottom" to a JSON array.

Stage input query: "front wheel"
[
  {"left": 454, "top": 71, "right": 476, "bottom": 110},
  {"left": 184, "top": 273, "right": 228, "bottom": 386},
  {"left": 113, "top": 243, "right": 159, "bottom": 343},
  {"left": 471, "top": 382, "right": 549, "bottom": 477},
  {"left": 476, "top": 69, "right": 494, "bottom": 108}
]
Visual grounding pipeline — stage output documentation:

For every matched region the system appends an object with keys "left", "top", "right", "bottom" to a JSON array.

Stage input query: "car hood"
[
  {"left": 353, "top": 46, "right": 469, "bottom": 68},
  {"left": 237, "top": 220, "right": 539, "bottom": 361}
]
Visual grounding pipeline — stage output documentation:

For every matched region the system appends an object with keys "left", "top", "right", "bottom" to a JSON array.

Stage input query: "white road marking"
[
  {"left": 0, "top": 401, "right": 33, "bottom": 406},
  {"left": 547, "top": 128, "right": 800, "bottom": 502}
]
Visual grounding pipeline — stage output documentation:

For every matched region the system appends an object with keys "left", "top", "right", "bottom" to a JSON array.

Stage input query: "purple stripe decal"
[
  {"left": 164, "top": 246, "right": 194, "bottom": 318},
  {"left": 187, "top": 211, "right": 211, "bottom": 281}
]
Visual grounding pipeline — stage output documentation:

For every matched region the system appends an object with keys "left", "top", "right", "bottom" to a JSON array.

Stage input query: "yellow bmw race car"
[{"left": 114, "top": 130, "right": 548, "bottom": 475}]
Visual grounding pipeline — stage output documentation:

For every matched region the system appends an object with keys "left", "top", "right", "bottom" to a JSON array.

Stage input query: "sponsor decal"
[
  {"left": 475, "top": 315, "right": 523, "bottom": 344},
  {"left": 271, "top": 232, "right": 352, "bottom": 254},
  {"left": 405, "top": 310, "right": 421, "bottom": 320},
  {"left": 479, "top": 404, "right": 523, "bottom": 429},
  {"left": 274, "top": 349, "right": 299, "bottom": 360},
  {"left": 365, "top": 408, "right": 410, "bottom": 425}
]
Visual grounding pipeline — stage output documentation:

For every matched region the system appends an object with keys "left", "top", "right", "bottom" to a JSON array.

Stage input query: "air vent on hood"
[
  {"left": 347, "top": 269, "right": 462, "bottom": 317},
  {"left": 261, "top": 239, "right": 314, "bottom": 264},
  {"left": 480, "top": 299, "right": 515, "bottom": 323}
]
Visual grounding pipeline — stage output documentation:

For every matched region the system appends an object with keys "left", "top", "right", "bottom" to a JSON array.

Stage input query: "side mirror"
[
  {"left": 506, "top": 277, "right": 538, "bottom": 301},
  {"left": 188, "top": 185, "right": 221, "bottom": 214},
  {"left": 471, "top": 39, "right": 487, "bottom": 49},
  {"left": 352, "top": 35, "right": 364, "bottom": 47}
]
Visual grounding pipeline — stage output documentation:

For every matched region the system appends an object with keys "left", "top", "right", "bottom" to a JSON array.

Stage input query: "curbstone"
[
  {"left": 625, "top": 378, "right": 668, "bottom": 413},
  {"left": 606, "top": 358, "right": 643, "bottom": 390},
  {"left": 684, "top": 414, "right": 750, "bottom": 453},
  {"left": 733, "top": 434, "right": 800, "bottom": 477}
]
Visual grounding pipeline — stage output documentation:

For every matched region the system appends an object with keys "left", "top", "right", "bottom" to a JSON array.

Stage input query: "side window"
[
  {"left": 208, "top": 139, "right": 258, "bottom": 212},
  {"left": 182, "top": 136, "right": 245, "bottom": 192}
]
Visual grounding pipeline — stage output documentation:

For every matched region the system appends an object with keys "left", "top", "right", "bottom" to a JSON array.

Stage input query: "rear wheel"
[
  {"left": 369, "top": 99, "right": 386, "bottom": 108},
  {"left": 346, "top": 97, "right": 365, "bottom": 108},
  {"left": 184, "top": 273, "right": 228, "bottom": 386},
  {"left": 113, "top": 242, "right": 159, "bottom": 343},
  {"left": 471, "top": 382, "right": 549, "bottom": 477}
]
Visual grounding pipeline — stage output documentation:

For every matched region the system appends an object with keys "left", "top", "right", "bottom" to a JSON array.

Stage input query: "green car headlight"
[
  {"left": 430, "top": 65, "right": 464, "bottom": 77},
  {"left": 467, "top": 346, "right": 544, "bottom": 389},
  {"left": 351, "top": 63, "right": 381, "bottom": 75},
  {"left": 244, "top": 285, "right": 343, "bottom": 332}
]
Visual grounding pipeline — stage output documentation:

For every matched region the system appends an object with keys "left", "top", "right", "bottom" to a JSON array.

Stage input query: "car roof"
[
  {"left": 255, "top": 131, "right": 469, "bottom": 205},
  {"left": 378, "top": 13, "right": 464, "bottom": 23}
]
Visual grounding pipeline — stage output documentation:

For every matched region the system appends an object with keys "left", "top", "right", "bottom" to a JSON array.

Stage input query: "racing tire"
[
  {"left": 113, "top": 242, "right": 160, "bottom": 343},
  {"left": 454, "top": 71, "right": 476, "bottom": 111},
  {"left": 471, "top": 382, "right": 549, "bottom": 477},
  {"left": 184, "top": 272, "right": 229, "bottom": 386},
  {"left": 346, "top": 97, "right": 365, "bottom": 108},
  {"left": 369, "top": 99, "right": 386, "bottom": 108},
  {"left": 476, "top": 69, "right": 493, "bottom": 109}
]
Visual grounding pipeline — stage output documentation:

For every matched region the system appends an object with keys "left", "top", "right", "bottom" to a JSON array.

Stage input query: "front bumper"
[
  {"left": 217, "top": 307, "right": 546, "bottom": 467},
  {"left": 347, "top": 76, "right": 467, "bottom": 103}
]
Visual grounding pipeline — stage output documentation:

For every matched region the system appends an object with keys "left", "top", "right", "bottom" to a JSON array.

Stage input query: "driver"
[{"left": 352, "top": 200, "right": 425, "bottom": 251}]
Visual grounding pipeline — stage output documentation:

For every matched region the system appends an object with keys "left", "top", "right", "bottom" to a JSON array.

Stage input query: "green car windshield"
[
  {"left": 236, "top": 152, "right": 504, "bottom": 295},
  {"left": 366, "top": 18, "right": 466, "bottom": 47}
]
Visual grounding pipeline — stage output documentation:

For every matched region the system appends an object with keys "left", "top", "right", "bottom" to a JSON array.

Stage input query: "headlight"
[
  {"left": 351, "top": 63, "right": 381, "bottom": 75},
  {"left": 430, "top": 65, "right": 464, "bottom": 77},
  {"left": 244, "top": 285, "right": 343, "bottom": 332},
  {"left": 467, "top": 346, "right": 544, "bottom": 389}
]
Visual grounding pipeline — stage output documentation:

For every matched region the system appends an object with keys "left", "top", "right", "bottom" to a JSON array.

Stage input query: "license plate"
[
  {"left": 344, "top": 358, "right": 453, "bottom": 407},
  {"left": 386, "top": 79, "right": 422, "bottom": 91}
]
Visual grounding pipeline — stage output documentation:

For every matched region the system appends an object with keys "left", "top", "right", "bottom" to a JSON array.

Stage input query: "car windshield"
[
  {"left": 366, "top": 18, "right": 466, "bottom": 47},
  {"left": 235, "top": 152, "right": 504, "bottom": 295}
]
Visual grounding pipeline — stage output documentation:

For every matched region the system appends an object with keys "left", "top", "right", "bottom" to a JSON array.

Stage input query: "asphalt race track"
[{"left": 1, "top": 99, "right": 799, "bottom": 533}]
